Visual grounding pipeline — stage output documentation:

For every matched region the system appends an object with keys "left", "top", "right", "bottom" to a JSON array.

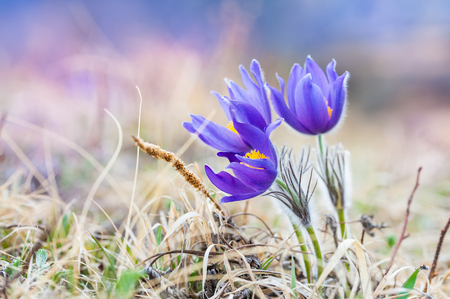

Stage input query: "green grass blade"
[
  {"left": 291, "top": 257, "right": 296, "bottom": 295},
  {"left": 156, "top": 225, "right": 162, "bottom": 246},
  {"left": 91, "top": 233, "right": 117, "bottom": 278},
  {"left": 115, "top": 269, "right": 144, "bottom": 299},
  {"left": 260, "top": 256, "right": 274, "bottom": 270},
  {"left": 398, "top": 268, "right": 420, "bottom": 299}
]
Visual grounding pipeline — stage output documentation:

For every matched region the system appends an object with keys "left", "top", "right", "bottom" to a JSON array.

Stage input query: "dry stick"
[
  {"left": 361, "top": 229, "right": 366, "bottom": 245},
  {"left": 132, "top": 136, "right": 222, "bottom": 212},
  {"left": 428, "top": 214, "right": 450, "bottom": 280},
  {"left": 385, "top": 167, "right": 422, "bottom": 274}
]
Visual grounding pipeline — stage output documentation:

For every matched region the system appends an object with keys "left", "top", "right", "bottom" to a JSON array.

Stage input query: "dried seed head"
[{"left": 132, "top": 136, "right": 221, "bottom": 211}]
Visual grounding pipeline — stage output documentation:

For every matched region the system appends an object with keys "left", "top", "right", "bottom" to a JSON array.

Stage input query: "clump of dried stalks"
[{"left": 1, "top": 128, "right": 449, "bottom": 298}]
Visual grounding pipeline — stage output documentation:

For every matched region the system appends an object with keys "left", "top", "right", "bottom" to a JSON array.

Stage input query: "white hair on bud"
[
  {"left": 270, "top": 197, "right": 304, "bottom": 227},
  {"left": 327, "top": 72, "right": 350, "bottom": 135}
]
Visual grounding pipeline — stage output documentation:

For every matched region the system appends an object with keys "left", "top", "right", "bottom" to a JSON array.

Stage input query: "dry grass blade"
[{"left": 428, "top": 214, "right": 450, "bottom": 280}]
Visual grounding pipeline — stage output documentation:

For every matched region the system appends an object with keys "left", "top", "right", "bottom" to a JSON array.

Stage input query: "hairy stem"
[
  {"left": 317, "top": 134, "right": 325, "bottom": 162},
  {"left": 293, "top": 224, "right": 312, "bottom": 284},
  {"left": 337, "top": 207, "right": 347, "bottom": 240},
  {"left": 306, "top": 224, "right": 323, "bottom": 278}
]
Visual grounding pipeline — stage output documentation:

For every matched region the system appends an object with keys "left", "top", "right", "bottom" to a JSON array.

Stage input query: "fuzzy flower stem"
[
  {"left": 293, "top": 224, "right": 312, "bottom": 284},
  {"left": 317, "top": 134, "right": 325, "bottom": 161},
  {"left": 337, "top": 208, "right": 347, "bottom": 240},
  {"left": 305, "top": 224, "right": 323, "bottom": 278}
]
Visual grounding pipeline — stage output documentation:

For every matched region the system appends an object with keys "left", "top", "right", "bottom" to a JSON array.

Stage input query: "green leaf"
[
  {"left": 115, "top": 270, "right": 144, "bottom": 299},
  {"left": 290, "top": 257, "right": 296, "bottom": 294},
  {"left": 62, "top": 213, "right": 71, "bottom": 237},
  {"left": 91, "top": 233, "right": 117, "bottom": 278},
  {"left": 51, "top": 270, "right": 75, "bottom": 293},
  {"left": 156, "top": 226, "right": 162, "bottom": 246},
  {"left": 119, "top": 236, "right": 138, "bottom": 265},
  {"left": 398, "top": 268, "right": 420, "bottom": 299},
  {"left": 260, "top": 256, "right": 274, "bottom": 270},
  {"left": 6, "top": 258, "right": 22, "bottom": 276},
  {"left": 35, "top": 249, "right": 48, "bottom": 269},
  {"left": 386, "top": 235, "right": 396, "bottom": 249}
]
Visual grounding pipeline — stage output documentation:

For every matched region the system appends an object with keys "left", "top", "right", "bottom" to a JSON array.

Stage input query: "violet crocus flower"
[
  {"left": 183, "top": 60, "right": 282, "bottom": 203},
  {"left": 267, "top": 56, "right": 349, "bottom": 135}
]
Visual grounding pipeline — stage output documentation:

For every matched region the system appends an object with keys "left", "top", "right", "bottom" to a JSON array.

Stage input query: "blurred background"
[{"left": 1, "top": 0, "right": 450, "bottom": 265}]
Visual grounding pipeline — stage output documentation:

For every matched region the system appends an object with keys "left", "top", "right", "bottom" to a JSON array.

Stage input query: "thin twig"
[
  {"left": 428, "top": 213, "right": 450, "bottom": 280},
  {"left": 385, "top": 167, "right": 422, "bottom": 274}
]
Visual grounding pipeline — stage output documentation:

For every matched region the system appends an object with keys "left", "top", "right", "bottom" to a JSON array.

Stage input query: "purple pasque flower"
[
  {"left": 183, "top": 60, "right": 282, "bottom": 203},
  {"left": 183, "top": 105, "right": 282, "bottom": 203},
  {"left": 267, "top": 56, "right": 350, "bottom": 135},
  {"left": 204, "top": 114, "right": 282, "bottom": 203}
]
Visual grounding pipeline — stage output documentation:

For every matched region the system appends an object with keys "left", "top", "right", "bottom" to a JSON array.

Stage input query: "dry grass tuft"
[{"left": 0, "top": 121, "right": 448, "bottom": 298}]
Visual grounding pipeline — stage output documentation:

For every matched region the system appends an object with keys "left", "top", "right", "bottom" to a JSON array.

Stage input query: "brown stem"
[
  {"left": 361, "top": 229, "right": 366, "bottom": 245},
  {"left": 428, "top": 214, "right": 450, "bottom": 280},
  {"left": 385, "top": 167, "right": 422, "bottom": 274}
]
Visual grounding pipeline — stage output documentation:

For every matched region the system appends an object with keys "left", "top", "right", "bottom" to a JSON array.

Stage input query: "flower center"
[
  {"left": 226, "top": 121, "right": 238, "bottom": 134},
  {"left": 226, "top": 122, "right": 270, "bottom": 169},
  {"left": 245, "top": 149, "right": 269, "bottom": 160},
  {"left": 241, "top": 150, "right": 269, "bottom": 169}
]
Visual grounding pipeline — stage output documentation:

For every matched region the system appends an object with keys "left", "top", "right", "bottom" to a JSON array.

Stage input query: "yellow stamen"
[
  {"left": 226, "top": 121, "right": 238, "bottom": 134},
  {"left": 325, "top": 99, "right": 333, "bottom": 119},
  {"left": 245, "top": 150, "right": 269, "bottom": 160},
  {"left": 241, "top": 150, "right": 269, "bottom": 169}
]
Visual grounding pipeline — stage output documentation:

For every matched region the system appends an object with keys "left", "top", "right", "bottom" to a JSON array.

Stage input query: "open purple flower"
[
  {"left": 184, "top": 108, "right": 282, "bottom": 203},
  {"left": 267, "top": 56, "right": 349, "bottom": 135},
  {"left": 183, "top": 60, "right": 282, "bottom": 203}
]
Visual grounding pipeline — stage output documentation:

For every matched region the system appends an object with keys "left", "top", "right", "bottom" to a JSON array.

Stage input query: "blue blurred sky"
[
  {"left": 1, "top": 0, "right": 449, "bottom": 56},
  {"left": 1, "top": 0, "right": 449, "bottom": 109}
]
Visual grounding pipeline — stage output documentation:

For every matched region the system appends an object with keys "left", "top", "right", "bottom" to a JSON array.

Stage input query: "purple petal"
[
  {"left": 295, "top": 74, "right": 329, "bottom": 134},
  {"left": 227, "top": 81, "right": 262, "bottom": 115},
  {"left": 326, "top": 59, "right": 338, "bottom": 84},
  {"left": 326, "top": 71, "right": 349, "bottom": 131},
  {"left": 265, "top": 117, "right": 283, "bottom": 137},
  {"left": 226, "top": 80, "right": 235, "bottom": 100},
  {"left": 250, "top": 59, "right": 271, "bottom": 123},
  {"left": 239, "top": 65, "right": 261, "bottom": 102},
  {"left": 305, "top": 56, "right": 329, "bottom": 98},
  {"left": 287, "top": 63, "right": 303, "bottom": 113},
  {"left": 220, "top": 192, "right": 264, "bottom": 203},
  {"left": 186, "top": 114, "right": 250, "bottom": 152},
  {"left": 276, "top": 73, "right": 285, "bottom": 95},
  {"left": 227, "top": 162, "right": 277, "bottom": 191},
  {"left": 231, "top": 118, "right": 272, "bottom": 158},
  {"left": 205, "top": 165, "right": 256, "bottom": 195},
  {"left": 235, "top": 154, "right": 275, "bottom": 169},
  {"left": 228, "top": 99, "right": 267, "bottom": 130},
  {"left": 217, "top": 152, "right": 241, "bottom": 163},
  {"left": 183, "top": 121, "right": 196, "bottom": 134},
  {"left": 211, "top": 91, "right": 231, "bottom": 120},
  {"left": 267, "top": 84, "right": 312, "bottom": 134}
]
